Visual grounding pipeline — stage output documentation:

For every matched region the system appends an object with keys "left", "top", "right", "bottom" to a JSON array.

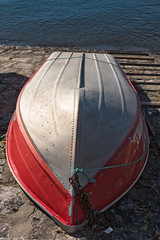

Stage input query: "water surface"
[{"left": 0, "top": 0, "right": 160, "bottom": 51}]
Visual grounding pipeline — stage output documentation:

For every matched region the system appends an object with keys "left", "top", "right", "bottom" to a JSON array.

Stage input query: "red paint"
[{"left": 7, "top": 115, "right": 72, "bottom": 225}]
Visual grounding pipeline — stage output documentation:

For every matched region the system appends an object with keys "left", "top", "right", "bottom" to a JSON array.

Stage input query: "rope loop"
[{"left": 71, "top": 142, "right": 149, "bottom": 183}]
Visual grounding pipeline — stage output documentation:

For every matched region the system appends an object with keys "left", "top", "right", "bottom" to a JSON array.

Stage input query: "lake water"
[{"left": 0, "top": 0, "right": 160, "bottom": 51}]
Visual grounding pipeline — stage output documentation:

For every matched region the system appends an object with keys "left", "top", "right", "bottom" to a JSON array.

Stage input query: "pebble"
[{"left": 104, "top": 227, "right": 113, "bottom": 234}]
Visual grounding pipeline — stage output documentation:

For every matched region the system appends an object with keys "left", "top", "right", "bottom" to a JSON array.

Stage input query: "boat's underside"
[{"left": 6, "top": 52, "right": 149, "bottom": 233}]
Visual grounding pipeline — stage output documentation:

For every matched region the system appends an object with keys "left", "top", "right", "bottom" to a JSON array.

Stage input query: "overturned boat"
[{"left": 6, "top": 52, "right": 149, "bottom": 233}]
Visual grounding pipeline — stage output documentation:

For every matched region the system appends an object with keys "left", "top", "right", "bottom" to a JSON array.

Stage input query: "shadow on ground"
[{"left": 0, "top": 72, "right": 29, "bottom": 137}]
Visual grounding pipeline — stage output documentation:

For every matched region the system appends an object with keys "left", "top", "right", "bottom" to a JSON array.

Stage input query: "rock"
[
  {"left": 152, "top": 215, "right": 160, "bottom": 225},
  {"left": 104, "top": 227, "right": 113, "bottom": 234},
  {"left": 24, "top": 207, "right": 57, "bottom": 239},
  {"left": 155, "top": 228, "right": 160, "bottom": 237},
  {"left": 1, "top": 162, "right": 17, "bottom": 185},
  {"left": 139, "top": 224, "right": 148, "bottom": 232},
  {"left": 0, "top": 166, "right": 3, "bottom": 173},
  {"left": 0, "top": 195, "right": 57, "bottom": 239},
  {"left": 0, "top": 223, "right": 10, "bottom": 238},
  {"left": 114, "top": 214, "right": 123, "bottom": 223},
  {"left": 0, "top": 185, "right": 25, "bottom": 215},
  {"left": 0, "top": 56, "right": 10, "bottom": 61},
  {"left": 8, "top": 215, "right": 33, "bottom": 239},
  {"left": 0, "top": 153, "right": 5, "bottom": 160},
  {"left": 127, "top": 230, "right": 152, "bottom": 240},
  {"left": 1, "top": 199, "right": 34, "bottom": 238},
  {"left": 0, "top": 159, "right": 6, "bottom": 166},
  {"left": 117, "top": 198, "right": 134, "bottom": 211}
]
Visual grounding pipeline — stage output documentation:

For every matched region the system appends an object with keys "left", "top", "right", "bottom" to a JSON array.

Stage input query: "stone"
[
  {"left": 152, "top": 215, "right": 160, "bottom": 225},
  {"left": 114, "top": 214, "right": 123, "bottom": 223},
  {"left": 127, "top": 230, "right": 152, "bottom": 240},
  {"left": 104, "top": 227, "right": 113, "bottom": 234},
  {"left": 0, "top": 185, "right": 25, "bottom": 215},
  {"left": 155, "top": 227, "right": 160, "bottom": 236},
  {"left": 139, "top": 224, "right": 148, "bottom": 232},
  {"left": 0, "top": 223, "right": 10, "bottom": 238},
  {"left": 1, "top": 162, "right": 17, "bottom": 185},
  {"left": 117, "top": 198, "right": 134, "bottom": 211},
  {"left": 0, "top": 159, "right": 6, "bottom": 166},
  {"left": 1, "top": 199, "right": 34, "bottom": 238},
  {"left": 0, "top": 57, "right": 10, "bottom": 61},
  {"left": 0, "top": 166, "right": 3, "bottom": 173},
  {"left": 0, "top": 151, "right": 6, "bottom": 159},
  {"left": 8, "top": 216, "right": 33, "bottom": 238},
  {"left": 23, "top": 207, "right": 57, "bottom": 239},
  {"left": 12, "top": 57, "right": 32, "bottom": 63}
]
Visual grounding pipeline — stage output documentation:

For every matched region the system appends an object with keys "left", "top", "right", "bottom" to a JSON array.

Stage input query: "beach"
[{"left": 0, "top": 45, "right": 160, "bottom": 239}]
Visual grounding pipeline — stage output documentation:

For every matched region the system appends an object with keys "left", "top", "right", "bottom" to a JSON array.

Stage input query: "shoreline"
[{"left": 0, "top": 44, "right": 160, "bottom": 55}]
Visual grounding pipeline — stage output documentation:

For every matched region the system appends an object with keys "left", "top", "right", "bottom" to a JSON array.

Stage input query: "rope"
[{"left": 72, "top": 142, "right": 149, "bottom": 182}]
